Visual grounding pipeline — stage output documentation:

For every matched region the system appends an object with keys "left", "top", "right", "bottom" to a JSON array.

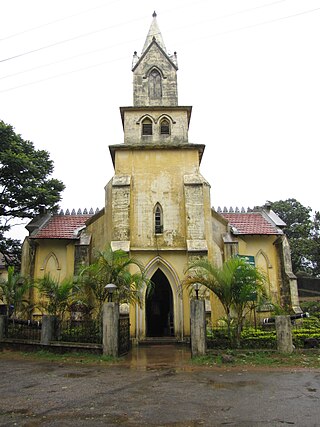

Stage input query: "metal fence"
[
  {"left": 6, "top": 318, "right": 42, "bottom": 341},
  {"left": 57, "top": 319, "right": 102, "bottom": 344},
  {"left": 119, "top": 314, "right": 130, "bottom": 356},
  {"left": 2, "top": 315, "right": 131, "bottom": 353}
]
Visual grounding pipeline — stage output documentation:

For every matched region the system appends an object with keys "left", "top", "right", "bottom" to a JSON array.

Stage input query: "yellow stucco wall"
[
  {"left": 25, "top": 239, "right": 75, "bottom": 316},
  {"left": 33, "top": 240, "right": 75, "bottom": 282},
  {"left": 237, "top": 235, "right": 281, "bottom": 303},
  {"left": 86, "top": 211, "right": 106, "bottom": 255},
  {"left": 114, "top": 148, "right": 211, "bottom": 250},
  {"left": 209, "top": 234, "right": 282, "bottom": 325}
]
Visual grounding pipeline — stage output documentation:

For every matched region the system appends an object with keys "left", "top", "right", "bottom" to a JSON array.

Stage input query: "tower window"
[
  {"left": 160, "top": 119, "right": 170, "bottom": 135},
  {"left": 149, "top": 69, "right": 162, "bottom": 99},
  {"left": 142, "top": 118, "right": 153, "bottom": 135},
  {"left": 154, "top": 204, "right": 163, "bottom": 234}
]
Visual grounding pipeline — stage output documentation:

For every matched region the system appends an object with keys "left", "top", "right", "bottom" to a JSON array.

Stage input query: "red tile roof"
[
  {"left": 32, "top": 215, "right": 92, "bottom": 239},
  {"left": 221, "top": 212, "right": 282, "bottom": 235}
]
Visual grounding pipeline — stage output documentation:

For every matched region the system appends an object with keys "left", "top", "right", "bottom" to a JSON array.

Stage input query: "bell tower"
[
  {"left": 106, "top": 13, "right": 212, "bottom": 341},
  {"left": 117, "top": 12, "right": 192, "bottom": 147},
  {"left": 108, "top": 12, "right": 208, "bottom": 255}
]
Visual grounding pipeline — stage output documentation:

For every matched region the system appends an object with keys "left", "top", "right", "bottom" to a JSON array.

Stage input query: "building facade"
[{"left": 21, "top": 13, "right": 300, "bottom": 341}]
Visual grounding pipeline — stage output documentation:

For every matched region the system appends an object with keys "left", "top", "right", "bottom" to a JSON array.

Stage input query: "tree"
[
  {"left": 231, "top": 261, "right": 266, "bottom": 346},
  {"left": 79, "top": 247, "right": 150, "bottom": 320},
  {"left": 269, "top": 199, "right": 313, "bottom": 240},
  {"left": 0, "top": 239, "right": 22, "bottom": 270},
  {"left": 0, "top": 266, "right": 33, "bottom": 318},
  {"left": 310, "top": 211, "right": 320, "bottom": 277},
  {"left": 184, "top": 257, "right": 266, "bottom": 346},
  {"left": 0, "top": 120, "right": 65, "bottom": 267},
  {"left": 37, "top": 275, "right": 77, "bottom": 320},
  {"left": 269, "top": 199, "right": 318, "bottom": 276}
]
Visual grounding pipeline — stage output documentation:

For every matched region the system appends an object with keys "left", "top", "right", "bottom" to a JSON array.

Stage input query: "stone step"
[{"left": 139, "top": 337, "right": 180, "bottom": 346}]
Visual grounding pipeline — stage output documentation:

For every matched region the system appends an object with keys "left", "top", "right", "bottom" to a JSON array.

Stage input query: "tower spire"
[{"left": 141, "top": 11, "right": 167, "bottom": 54}]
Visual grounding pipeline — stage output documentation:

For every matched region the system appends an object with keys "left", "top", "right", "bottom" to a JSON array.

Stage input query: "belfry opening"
[{"left": 146, "top": 269, "right": 174, "bottom": 337}]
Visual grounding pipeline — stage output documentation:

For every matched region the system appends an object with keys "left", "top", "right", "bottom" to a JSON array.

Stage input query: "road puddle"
[{"left": 120, "top": 344, "right": 191, "bottom": 371}]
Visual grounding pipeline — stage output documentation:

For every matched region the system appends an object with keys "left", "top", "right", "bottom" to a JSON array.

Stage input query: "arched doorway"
[{"left": 146, "top": 269, "right": 174, "bottom": 337}]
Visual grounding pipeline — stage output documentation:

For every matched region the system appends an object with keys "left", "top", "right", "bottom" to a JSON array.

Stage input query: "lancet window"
[
  {"left": 149, "top": 69, "right": 162, "bottom": 99},
  {"left": 154, "top": 203, "right": 163, "bottom": 234},
  {"left": 142, "top": 118, "right": 153, "bottom": 135},
  {"left": 160, "top": 118, "right": 170, "bottom": 135}
]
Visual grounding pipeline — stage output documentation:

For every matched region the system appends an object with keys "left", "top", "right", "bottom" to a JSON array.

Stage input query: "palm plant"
[
  {"left": 184, "top": 257, "right": 266, "bottom": 346},
  {"left": 0, "top": 266, "right": 32, "bottom": 318},
  {"left": 79, "top": 247, "right": 150, "bottom": 320},
  {"left": 231, "top": 261, "right": 266, "bottom": 346},
  {"left": 37, "top": 275, "right": 77, "bottom": 320}
]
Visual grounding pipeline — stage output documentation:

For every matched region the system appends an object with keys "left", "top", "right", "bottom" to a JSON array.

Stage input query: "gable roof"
[
  {"left": 30, "top": 215, "right": 92, "bottom": 239},
  {"left": 132, "top": 13, "right": 178, "bottom": 72},
  {"left": 221, "top": 212, "right": 283, "bottom": 235},
  {"left": 132, "top": 37, "right": 178, "bottom": 72}
]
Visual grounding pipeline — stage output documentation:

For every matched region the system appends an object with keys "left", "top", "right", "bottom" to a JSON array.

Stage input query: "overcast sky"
[{"left": 1, "top": 0, "right": 320, "bottom": 240}]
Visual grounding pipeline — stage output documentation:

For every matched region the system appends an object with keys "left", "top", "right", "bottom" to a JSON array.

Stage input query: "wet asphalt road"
[{"left": 0, "top": 346, "right": 319, "bottom": 426}]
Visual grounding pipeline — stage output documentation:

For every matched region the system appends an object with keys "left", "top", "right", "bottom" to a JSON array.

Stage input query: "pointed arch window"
[
  {"left": 154, "top": 203, "right": 163, "bottom": 234},
  {"left": 149, "top": 69, "right": 162, "bottom": 100},
  {"left": 160, "top": 118, "right": 170, "bottom": 135},
  {"left": 142, "top": 118, "right": 153, "bottom": 135}
]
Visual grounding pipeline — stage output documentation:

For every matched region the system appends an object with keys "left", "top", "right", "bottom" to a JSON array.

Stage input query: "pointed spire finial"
[{"left": 141, "top": 11, "right": 166, "bottom": 55}]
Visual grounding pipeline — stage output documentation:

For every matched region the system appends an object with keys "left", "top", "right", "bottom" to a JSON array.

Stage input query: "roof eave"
[{"left": 109, "top": 142, "right": 205, "bottom": 168}]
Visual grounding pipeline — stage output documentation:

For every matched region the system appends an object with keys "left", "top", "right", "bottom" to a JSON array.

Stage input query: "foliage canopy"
[
  {"left": 37, "top": 275, "right": 77, "bottom": 319},
  {"left": 79, "top": 247, "right": 150, "bottom": 319},
  {"left": 184, "top": 256, "right": 266, "bottom": 346},
  {"left": 0, "top": 266, "right": 33, "bottom": 318},
  {"left": 0, "top": 120, "right": 65, "bottom": 267},
  {"left": 269, "top": 198, "right": 320, "bottom": 276}
]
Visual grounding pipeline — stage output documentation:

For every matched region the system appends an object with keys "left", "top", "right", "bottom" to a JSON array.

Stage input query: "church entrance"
[{"left": 146, "top": 269, "right": 174, "bottom": 337}]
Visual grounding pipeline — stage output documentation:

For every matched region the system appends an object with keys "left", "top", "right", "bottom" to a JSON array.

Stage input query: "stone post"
[
  {"left": 0, "top": 315, "right": 6, "bottom": 341},
  {"left": 103, "top": 302, "right": 119, "bottom": 357},
  {"left": 190, "top": 299, "right": 206, "bottom": 357},
  {"left": 40, "top": 315, "right": 56, "bottom": 345},
  {"left": 275, "top": 315, "right": 293, "bottom": 354}
]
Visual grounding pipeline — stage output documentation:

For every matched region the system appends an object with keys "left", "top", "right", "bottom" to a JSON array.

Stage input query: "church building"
[{"left": 21, "top": 13, "right": 300, "bottom": 342}]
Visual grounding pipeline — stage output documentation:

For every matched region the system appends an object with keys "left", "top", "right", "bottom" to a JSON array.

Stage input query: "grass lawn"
[
  {"left": 193, "top": 349, "right": 320, "bottom": 369},
  {"left": 0, "top": 347, "right": 319, "bottom": 369}
]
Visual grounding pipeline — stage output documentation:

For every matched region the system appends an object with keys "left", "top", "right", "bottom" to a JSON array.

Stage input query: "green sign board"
[{"left": 238, "top": 255, "right": 255, "bottom": 266}]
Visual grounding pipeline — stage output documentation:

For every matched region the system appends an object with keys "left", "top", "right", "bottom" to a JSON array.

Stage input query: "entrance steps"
[{"left": 138, "top": 337, "right": 187, "bottom": 346}]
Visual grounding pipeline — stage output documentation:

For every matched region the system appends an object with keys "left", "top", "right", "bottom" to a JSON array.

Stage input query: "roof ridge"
[
  {"left": 58, "top": 208, "right": 100, "bottom": 215},
  {"left": 215, "top": 206, "right": 253, "bottom": 213}
]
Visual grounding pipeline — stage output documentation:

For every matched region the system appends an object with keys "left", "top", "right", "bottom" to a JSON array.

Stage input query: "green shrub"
[
  {"left": 207, "top": 323, "right": 320, "bottom": 349},
  {"left": 240, "top": 327, "right": 276, "bottom": 349},
  {"left": 300, "top": 301, "right": 320, "bottom": 319},
  {"left": 207, "top": 326, "right": 277, "bottom": 349}
]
